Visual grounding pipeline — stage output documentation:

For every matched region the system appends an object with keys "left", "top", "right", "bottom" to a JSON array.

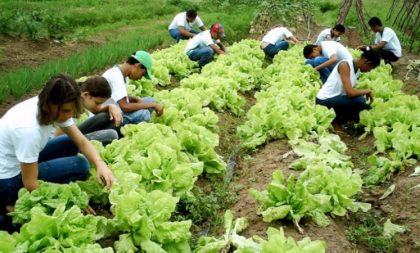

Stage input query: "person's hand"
[
  {"left": 357, "top": 45, "right": 366, "bottom": 50},
  {"left": 82, "top": 206, "right": 96, "bottom": 215},
  {"left": 366, "top": 91, "right": 374, "bottom": 104},
  {"left": 95, "top": 161, "right": 115, "bottom": 188},
  {"left": 108, "top": 105, "right": 122, "bottom": 127},
  {"left": 154, "top": 103, "right": 164, "bottom": 116}
]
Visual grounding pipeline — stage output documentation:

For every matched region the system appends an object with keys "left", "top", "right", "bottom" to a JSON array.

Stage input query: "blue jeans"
[
  {"left": 316, "top": 95, "right": 371, "bottom": 124},
  {"left": 305, "top": 56, "right": 335, "bottom": 84},
  {"left": 122, "top": 97, "right": 156, "bottom": 125},
  {"left": 263, "top": 40, "right": 289, "bottom": 58},
  {"left": 0, "top": 135, "right": 90, "bottom": 208},
  {"left": 188, "top": 47, "right": 214, "bottom": 67},
  {"left": 169, "top": 28, "right": 199, "bottom": 42}
]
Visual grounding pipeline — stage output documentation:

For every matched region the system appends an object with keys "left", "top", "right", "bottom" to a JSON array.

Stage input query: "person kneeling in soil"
[
  {"left": 260, "top": 26, "right": 299, "bottom": 59},
  {"left": 0, "top": 74, "right": 115, "bottom": 230},
  {"left": 315, "top": 50, "right": 381, "bottom": 133},
  {"left": 185, "top": 23, "right": 227, "bottom": 67},
  {"left": 315, "top": 24, "right": 345, "bottom": 45},
  {"left": 54, "top": 76, "right": 121, "bottom": 145},
  {"left": 102, "top": 51, "right": 164, "bottom": 129},
  {"left": 303, "top": 41, "right": 353, "bottom": 84},
  {"left": 357, "top": 17, "right": 402, "bottom": 65},
  {"left": 168, "top": 9, "right": 206, "bottom": 43}
]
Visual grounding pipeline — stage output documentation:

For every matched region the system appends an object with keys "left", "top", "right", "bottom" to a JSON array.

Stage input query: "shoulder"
[{"left": 103, "top": 67, "right": 121, "bottom": 82}]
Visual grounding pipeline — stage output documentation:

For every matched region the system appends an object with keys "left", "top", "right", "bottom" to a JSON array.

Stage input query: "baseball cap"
[
  {"left": 210, "top": 23, "right": 225, "bottom": 38},
  {"left": 132, "top": 51, "right": 153, "bottom": 80}
]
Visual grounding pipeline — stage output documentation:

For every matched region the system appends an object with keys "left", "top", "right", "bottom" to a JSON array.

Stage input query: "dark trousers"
[
  {"left": 375, "top": 48, "right": 399, "bottom": 64},
  {"left": 316, "top": 95, "right": 371, "bottom": 124}
]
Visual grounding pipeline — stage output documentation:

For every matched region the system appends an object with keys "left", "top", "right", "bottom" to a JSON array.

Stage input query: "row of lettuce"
[
  {"left": 2, "top": 39, "right": 416, "bottom": 252},
  {"left": 235, "top": 46, "right": 417, "bottom": 236},
  {"left": 0, "top": 40, "right": 327, "bottom": 253}
]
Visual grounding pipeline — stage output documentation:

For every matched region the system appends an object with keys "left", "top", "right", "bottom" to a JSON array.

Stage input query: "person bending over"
[
  {"left": 303, "top": 41, "right": 353, "bottom": 84},
  {"left": 315, "top": 51, "right": 380, "bottom": 133},
  {"left": 0, "top": 74, "right": 115, "bottom": 223},
  {"left": 102, "top": 51, "right": 164, "bottom": 130}
]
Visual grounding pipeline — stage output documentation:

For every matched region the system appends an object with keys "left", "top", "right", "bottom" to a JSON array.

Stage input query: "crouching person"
[{"left": 185, "top": 23, "right": 227, "bottom": 67}]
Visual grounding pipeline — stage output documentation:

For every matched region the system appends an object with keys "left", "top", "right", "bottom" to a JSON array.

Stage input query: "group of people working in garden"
[{"left": 0, "top": 8, "right": 402, "bottom": 231}]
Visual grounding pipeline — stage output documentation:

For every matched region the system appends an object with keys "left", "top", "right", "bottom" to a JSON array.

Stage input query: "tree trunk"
[
  {"left": 355, "top": 0, "right": 369, "bottom": 35},
  {"left": 337, "top": 0, "right": 353, "bottom": 24}
]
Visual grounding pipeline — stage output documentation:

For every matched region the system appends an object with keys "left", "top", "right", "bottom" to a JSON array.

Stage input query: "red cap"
[{"left": 210, "top": 23, "right": 225, "bottom": 38}]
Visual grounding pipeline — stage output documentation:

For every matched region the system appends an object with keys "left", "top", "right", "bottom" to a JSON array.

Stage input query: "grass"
[{"left": 346, "top": 211, "right": 400, "bottom": 253}]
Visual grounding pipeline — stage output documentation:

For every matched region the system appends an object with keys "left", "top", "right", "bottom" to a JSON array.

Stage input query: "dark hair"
[
  {"left": 361, "top": 50, "right": 381, "bottom": 68},
  {"left": 38, "top": 74, "right": 83, "bottom": 125},
  {"left": 126, "top": 54, "right": 140, "bottom": 65},
  {"left": 303, "top": 44, "right": 317, "bottom": 59},
  {"left": 368, "top": 17, "right": 382, "bottom": 27},
  {"left": 80, "top": 76, "right": 111, "bottom": 98},
  {"left": 333, "top": 24, "right": 345, "bottom": 33},
  {"left": 186, "top": 9, "right": 197, "bottom": 18}
]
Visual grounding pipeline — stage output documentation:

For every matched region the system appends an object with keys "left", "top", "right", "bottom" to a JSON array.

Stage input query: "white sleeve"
[
  {"left": 13, "top": 128, "right": 41, "bottom": 163},
  {"left": 175, "top": 14, "right": 186, "bottom": 27},
  {"left": 204, "top": 33, "right": 215, "bottom": 46},
  {"left": 315, "top": 33, "right": 325, "bottom": 44},
  {"left": 381, "top": 29, "right": 393, "bottom": 43},
  {"left": 323, "top": 46, "right": 336, "bottom": 59},
  {"left": 374, "top": 33, "right": 381, "bottom": 44},
  {"left": 104, "top": 71, "right": 128, "bottom": 103},
  {"left": 284, "top": 29, "right": 293, "bottom": 39},
  {"left": 195, "top": 16, "right": 204, "bottom": 27},
  {"left": 57, "top": 118, "right": 74, "bottom": 128}
]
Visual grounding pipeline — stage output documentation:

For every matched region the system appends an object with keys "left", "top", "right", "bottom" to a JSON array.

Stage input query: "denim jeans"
[
  {"left": 188, "top": 47, "right": 214, "bottom": 67},
  {"left": 122, "top": 97, "right": 156, "bottom": 125},
  {"left": 169, "top": 28, "right": 199, "bottom": 42},
  {"left": 305, "top": 56, "right": 335, "bottom": 84},
  {"left": 263, "top": 40, "right": 289, "bottom": 58},
  {"left": 316, "top": 95, "right": 371, "bottom": 124},
  {"left": 0, "top": 135, "right": 90, "bottom": 208}
]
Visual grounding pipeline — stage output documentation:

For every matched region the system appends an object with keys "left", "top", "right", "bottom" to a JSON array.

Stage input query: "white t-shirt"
[
  {"left": 374, "top": 27, "right": 402, "bottom": 57},
  {"left": 320, "top": 41, "right": 353, "bottom": 62},
  {"left": 102, "top": 66, "right": 129, "bottom": 112},
  {"left": 0, "top": 97, "right": 74, "bottom": 179},
  {"left": 316, "top": 28, "right": 341, "bottom": 45},
  {"left": 185, "top": 30, "right": 218, "bottom": 53},
  {"left": 317, "top": 59, "right": 360, "bottom": 100},
  {"left": 168, "top": 12, "right": 204, "bottom": 31},
  {"left": 262, "top": 27, "right": 293, "bottom": 45}
]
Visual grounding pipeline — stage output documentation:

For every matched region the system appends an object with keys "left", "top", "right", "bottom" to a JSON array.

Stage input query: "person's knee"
[
  {"left": 203, "top": 47, "right": 214, "bottom": 57},
  {"left": 75, "top": 156, "right": 90, "bottom": 180}
]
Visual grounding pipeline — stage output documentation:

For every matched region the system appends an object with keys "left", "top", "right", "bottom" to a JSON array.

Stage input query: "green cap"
[{"left": 132, "top": 51, "right": 153, "bottom": 80}]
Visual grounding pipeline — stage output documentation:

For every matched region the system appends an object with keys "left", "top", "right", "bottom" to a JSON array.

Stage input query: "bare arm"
[
  {"left": 315, "top": 54, "right": 338, "bottom": 71},
  {"left": 288, "top": 36, "right": 299, "bottom": 44},
  {"left": 357, "top": 41, "right": 386, "bottom": 50},
  {"left": 210, "top": 44, "right": 226, "bottom": 55},
  {"left": 62, "top": 125, "right": 115, "bottom": 188},
  {"left": 98, "top": 104, "right": 122, "bottom": 127},
  {"left": 370, "top": 41, "right": 386, "bottom": 50},
  {"left": 338, "top": 62, "right": 373, "bottom": 101},
  {"left": 118, "top": 98, "right": 163, "bottom": 116},
  {"left": 178, "top": 26, "right": 196, "bottom": 38},
  {"left": 21, "top": 162, "right": 39, "bottom": 191}
]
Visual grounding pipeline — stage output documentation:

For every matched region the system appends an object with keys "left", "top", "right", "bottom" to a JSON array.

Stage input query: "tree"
[{"left": 336, "top": 0, "right": 369, "bottom": 35}]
